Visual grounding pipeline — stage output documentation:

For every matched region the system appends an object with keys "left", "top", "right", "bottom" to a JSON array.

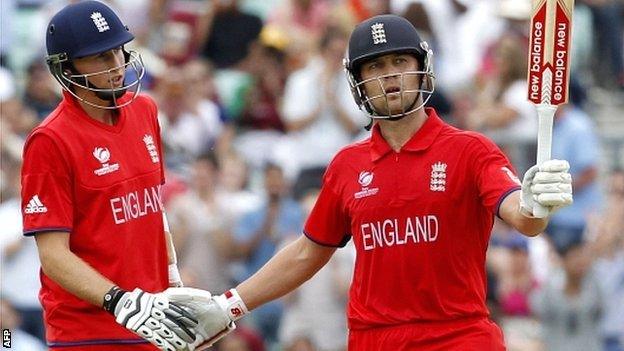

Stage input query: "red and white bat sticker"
[{"left": 527, "top": 0, "right": 574, "bottom": 106}]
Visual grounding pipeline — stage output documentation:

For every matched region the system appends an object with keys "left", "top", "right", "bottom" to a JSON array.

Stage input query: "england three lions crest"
[{"left": 430, "top": 162, "right": 447, "bottom": 192}]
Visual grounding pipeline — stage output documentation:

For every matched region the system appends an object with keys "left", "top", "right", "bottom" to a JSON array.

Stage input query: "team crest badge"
[
  {"left": 371, "top": 23, "right": 386, "bottom": 45},
  {"left": 143, "top": 135, "right": 160, "bottom": 164},
  {"left": 91, "top": 12, "right": 110, "bottom": 33},
  {"left": 430, "top": 162, "right": 447, "bottom": 192}
]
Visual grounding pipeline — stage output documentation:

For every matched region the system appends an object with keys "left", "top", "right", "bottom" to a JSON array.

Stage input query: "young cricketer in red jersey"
[
  {"left": 21, "top": 2, "right": 198, "bottom": 350},
  {"left": 164, "top": 15, "right": 573, "bottom": 350}
]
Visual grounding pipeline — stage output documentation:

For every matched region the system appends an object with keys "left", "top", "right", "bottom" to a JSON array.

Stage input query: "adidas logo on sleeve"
[{"left": 24, "top": 195, "right": 48, "bottom": 214}]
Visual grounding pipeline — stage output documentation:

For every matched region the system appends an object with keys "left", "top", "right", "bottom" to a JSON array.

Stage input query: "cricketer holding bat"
[
  {"left": 20, "top": 2, "right": 200, "bottom": 350},
  {"left": 173, "top": 15, "right": 574, "bottom": 350}
]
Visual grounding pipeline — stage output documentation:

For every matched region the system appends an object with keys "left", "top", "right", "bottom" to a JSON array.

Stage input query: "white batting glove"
[
  {"left": 520, "top": 159, "right": 573, "bottom": 218},
  {"left": 104, "top": 287, "right": 198, "bottom": 351},
  {"left": 164, "top": 288, "right": 249, "bottom": 350}
]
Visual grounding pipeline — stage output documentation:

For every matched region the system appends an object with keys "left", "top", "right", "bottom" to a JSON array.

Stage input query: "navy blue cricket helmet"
[
  {"left": 344, "top": 15, "right": 435, "bottom": 119},
  {"left": 45, "top": 1, "right": 145, "bottom": 109}
]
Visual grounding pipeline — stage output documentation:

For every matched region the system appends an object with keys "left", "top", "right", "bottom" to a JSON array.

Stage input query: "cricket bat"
[{"left": 527, "top": 0, "right": 574, "bottom": 218}]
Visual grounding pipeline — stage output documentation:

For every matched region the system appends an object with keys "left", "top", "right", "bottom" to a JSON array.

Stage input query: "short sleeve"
[
  {"left": 21, "top": 133, "right": 73, "bottom": 235},
  {"left": 469, "top": 136, "right": 522, "bottom": 217},
  {"left": 303, "top": 168, "right": 351, "bottom": 247}
]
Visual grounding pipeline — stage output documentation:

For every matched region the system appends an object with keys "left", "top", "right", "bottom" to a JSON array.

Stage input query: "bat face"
[{"left": 527, "top": 0, "right": 574, "bottom": 106}]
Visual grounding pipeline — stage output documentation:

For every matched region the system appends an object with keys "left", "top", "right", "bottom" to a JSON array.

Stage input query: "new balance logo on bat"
[{"left": 24, "top": 195, "right": 48, "bottom": 214}]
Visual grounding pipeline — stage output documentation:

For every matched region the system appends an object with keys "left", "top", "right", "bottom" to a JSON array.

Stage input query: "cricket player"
[
  {"left": 167, "top": 15, "right": 573, "bottom": 350},
  {"left": 21, "top": 2, "right": 198, "bottom": 350}
]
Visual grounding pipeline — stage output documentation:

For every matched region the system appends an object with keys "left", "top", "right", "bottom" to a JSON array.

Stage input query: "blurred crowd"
[{"left": 1, "top": 0, "right": 623, "bottom": 351}]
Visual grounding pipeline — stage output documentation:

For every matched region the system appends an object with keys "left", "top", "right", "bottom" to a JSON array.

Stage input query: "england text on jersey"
[
  {"left": 109, "top": 184, "right": 162, "bottom": 225},
  {"left": 360, "top": 215, "right": 439, "bottom": 251}
]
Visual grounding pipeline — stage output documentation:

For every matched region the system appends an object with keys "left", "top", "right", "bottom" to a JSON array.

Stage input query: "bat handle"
[{"left": 534, "top": 103, "right": 558, "bottom": 218}]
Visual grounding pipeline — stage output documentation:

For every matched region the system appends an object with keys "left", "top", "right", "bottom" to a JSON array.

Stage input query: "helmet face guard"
[
  {"left": 346, "top": 47, "right": 435, "bottom": 119},
  {"left": 46, "top": 49, "right": 145, "bottom": 110},
  {"left": 344, "top": 15, "right": 436, "bottom": 120}
]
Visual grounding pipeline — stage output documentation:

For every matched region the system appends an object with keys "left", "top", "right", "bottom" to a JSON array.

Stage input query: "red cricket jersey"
[
  {"left": 304, "top": 108, "right": 521, "bottom": 331},
  {"left": 21, "top": 92, "right": 167, "bottom": 347}
]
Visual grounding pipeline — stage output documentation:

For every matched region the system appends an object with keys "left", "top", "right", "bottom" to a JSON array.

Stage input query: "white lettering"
[
  {"left": 428, "top": 215, "right": 439, "bottom": 241},
  {"left": 530, "top": 22, "right": 543, "bottom": 73},
  {"left": 362, "top": 224, "right": 374, "bottom": 251},
  {"left": 109, "top": 185, "right": 163, "bottom": 225},
  {"left": 143, "top": 188, "right": 155, "bottom": 213},
  {"left": 372, "top": 222, "right": 384, "bottom": 248},
  {"left": 110, "top": 198, "right": 125, "bottom": 224},
  {"left": 394, "top": 219, "right": 405, "bottom": 245},
  {"left": 382, "top": 219, "right": 395, "bottom": 246},
  {"left": 128, "top": 192, "right": 139, "bottom": 219},
  {"left": 405, "top": 217, "right": 416, "bottom": 243},
  {"left": 358, "top": 215, "right": 440, "bottom": 251},
  {"left": 416, "top": 216, "right": 428, "bottom": 243}
]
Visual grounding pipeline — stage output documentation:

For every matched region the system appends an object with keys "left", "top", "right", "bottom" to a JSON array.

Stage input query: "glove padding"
[
  {"left": 520, "top": 159, "right": 573, "bottom": 217},
  {"left": 114, "top": 288, "right": 198, "bottom": 351},
  {"left": 164, "top": 288, "right": 239, "bottom": 350}
]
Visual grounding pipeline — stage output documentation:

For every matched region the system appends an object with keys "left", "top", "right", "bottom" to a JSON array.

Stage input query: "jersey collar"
[
  {"left": 370, "top": 107, "right": 444, "bottom": 162},
  {"left": 61, "top": 91, "right": 129, "bottom": 133}
]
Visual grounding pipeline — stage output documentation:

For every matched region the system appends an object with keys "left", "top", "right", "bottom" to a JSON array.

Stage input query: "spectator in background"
[
  {"left": 157, "top": 0, "right": 208, "bottom": 65},
  {"left": 276, "top": 25, "right": 366, "bottom": 180},
  {"left": 531, "top": 239, "right": 604, "bottom": 351},
  {"left": 167, "top": 152, "right": 232, "bottom": 294},
  {"left": 279, "top": 188, "right": 354, "bottom": 351},
  {"left": 156, "top": 65, "right": 225, "bottom": 170},
  {"left": 235, "top": 34, "right": 288, "bottom": 170},
  {"left": 199, "top": 0, "right": 263, "bottom": 69},
  {"left": 268, "top": 0, "right": 330, "bottom": 56},
  {"left": 466, "top": 34, "right": 537, "bottom": 173},
  {"left": 22, "top": 60, "right": 61, "bottom": 120},
  {"left": 218, "top": 151, "right": 262, "bottom": 220},
  {"left": 0, "top": 299, "right": 46, "bottom": 351},
  {"left": 581, "top": 0, "right": 624, "bottom": 89},
  {"left": 496, "top": 235, "right": 535, "bottom": 318},
  {"left": 547, "top": 104, "right": 602, "bottom": 252},
  {"left": 592, "top": 169, "right": 624, "bottom": 351},
  {"left": 0, "top": 155, "right": 45, "bottom": 343},
  {"left": 216, "top": 327, "right": 266, "bottom": 351},
  {"left": 183, "top": 58, "right": 234, "bottom": 156},
  {"left": 233, "top": 163, "right": 304, "bottom": 345}
]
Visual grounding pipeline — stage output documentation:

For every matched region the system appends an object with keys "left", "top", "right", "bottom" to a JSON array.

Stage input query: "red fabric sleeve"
[
  {"left": 21, "top": 133, "right": 73, "bottom": 235},
  {"left": 303, "top": 167, "right": 351, "bottom": 247},
  {"left": 469, "top": 136, "right": 522, "bottom": 216}
]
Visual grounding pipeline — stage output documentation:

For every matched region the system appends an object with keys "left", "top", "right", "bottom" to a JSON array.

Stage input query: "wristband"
[
  {"left": 168, "top": 264, "right": 183, "bottom": 287},
  {"left": 216, "top": 289, "right": 249, "bottom": 321},
  {"left": 102, "top": 285, "right": 125, "bottom": 314}
]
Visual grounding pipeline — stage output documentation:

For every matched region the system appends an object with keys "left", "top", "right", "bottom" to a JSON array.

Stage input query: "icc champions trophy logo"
[{"left": 93, "top": 147, "right": 120, "bottom": 176}]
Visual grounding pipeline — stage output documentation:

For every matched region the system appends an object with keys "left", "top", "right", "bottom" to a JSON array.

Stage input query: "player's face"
[
  {"left": 71, "top": 47, "right": 126, "bottom": 91},
  {"left": 359, "top": 53, "right": 421, "bottom": 116}
]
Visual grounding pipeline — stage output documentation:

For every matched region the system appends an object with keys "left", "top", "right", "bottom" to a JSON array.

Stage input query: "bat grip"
[{"left": 534, "top": 104, "right": 558, "bottom": 218}]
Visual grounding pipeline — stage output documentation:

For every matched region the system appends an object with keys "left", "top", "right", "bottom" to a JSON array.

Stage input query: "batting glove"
[
  {"left": 520, "top": 159, "right": 573, "bottom": 218},
  {"left": 104, "top": 286, "right": 198, "bottom": 351},
  {"left": 164, "top": 288, "right": 248, "bottom": 350}
]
